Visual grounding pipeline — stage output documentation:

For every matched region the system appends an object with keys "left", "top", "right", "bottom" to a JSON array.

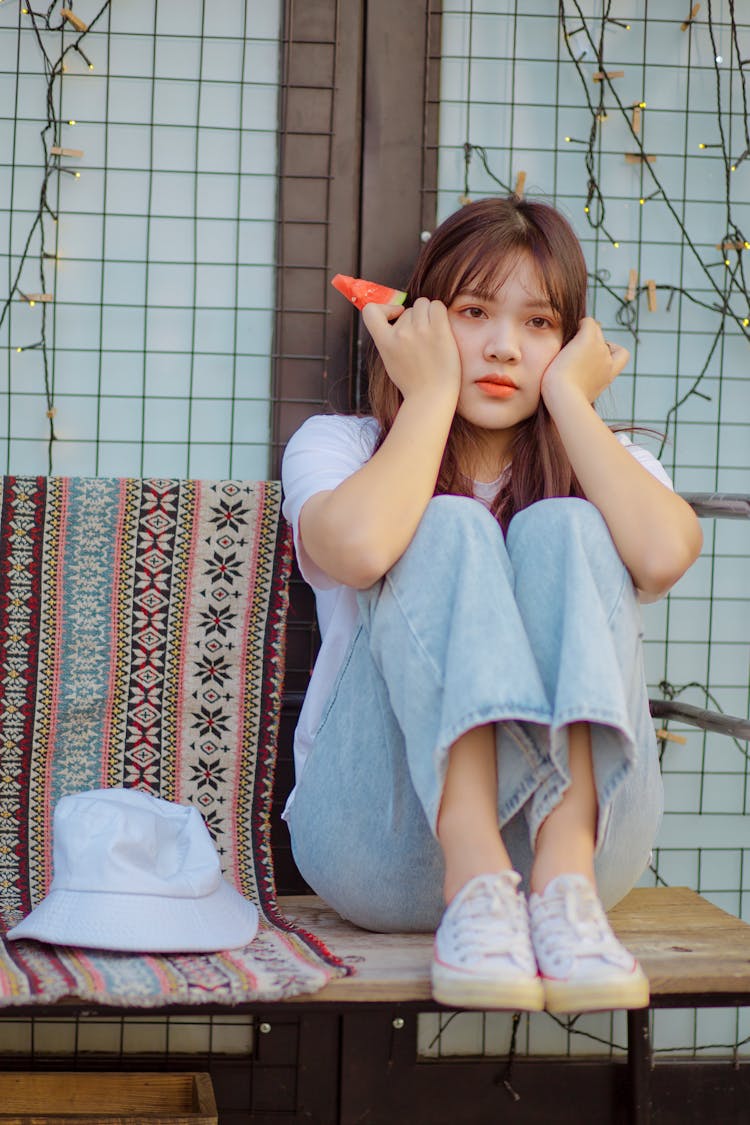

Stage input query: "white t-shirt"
[{"left": 281, "top": 413, "right": 673, "bottom": 816}]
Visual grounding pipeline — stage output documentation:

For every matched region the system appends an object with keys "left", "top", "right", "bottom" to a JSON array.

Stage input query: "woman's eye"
[
  {"left": 463, "top": 306, "right": 485, "bottom": 318},
  {"left": 529, "top": 316, "right": 551, "bottom": 329}
]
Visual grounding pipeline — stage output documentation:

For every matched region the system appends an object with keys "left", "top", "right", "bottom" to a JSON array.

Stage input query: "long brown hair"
[{"left": 367, "top": 196, "right": 589, "bottom": 531}]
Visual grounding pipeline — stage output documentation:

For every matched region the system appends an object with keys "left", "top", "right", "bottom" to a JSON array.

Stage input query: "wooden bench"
[
  {"left": 0, "top": 479, "right": 748, "bottom": 1125},
  {"left": 3, "top": 887, "right": 748, "bottom": 1123},
  {"left": 273, "top": 887, "right": 750, "bottom": 1123},
  {"left": 283, "top": 887, "right": 750, "bottom": 1009}
]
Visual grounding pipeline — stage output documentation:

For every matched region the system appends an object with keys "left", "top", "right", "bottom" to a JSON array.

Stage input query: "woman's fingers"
[
  {"left": 361, "top": 302, "right": 406, "bottom": 351},
  {"left": 362, "top": 297, "right": 447, "bottom": 347},
  {"left": 543, "top": 317, "right": 632, "bottom": 407},
  {"left": 361, "top": 296, "right": 460, "bottom": 400},
  {"left": 605, "top": 340, "right": 630, "bottom": 378}
]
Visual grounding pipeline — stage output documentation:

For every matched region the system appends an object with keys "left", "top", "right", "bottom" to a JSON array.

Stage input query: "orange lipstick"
[{"left": 476, "top": 377, "right": 517, "bottom": 399}]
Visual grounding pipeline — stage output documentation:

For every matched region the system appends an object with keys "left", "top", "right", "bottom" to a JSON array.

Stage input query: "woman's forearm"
[
  {"left": 544, "top": 383, "right": 703, "bottom": 596},
  {"left": 299, "top": 387, "right": 457, "bottom": 588}
]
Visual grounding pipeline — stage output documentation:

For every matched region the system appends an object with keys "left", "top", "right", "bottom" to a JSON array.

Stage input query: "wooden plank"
[
  {"left": 272, "top": 0, "right": 366, "bottom": 470},
  {"left": 609, "top": 886, "right": 750, "bottom": 998},
  {"left": 360, "top": 0, "right": 432, "bottom": 291},
  {"left": 283, "top": 894, "right": 433, "bottom": 1002},
  {"left": 0, "top": 1072, "right": 217, "bottom": 1123},
  {"left": 281, "top": 887, "right": 750, "bottom": 1003}
]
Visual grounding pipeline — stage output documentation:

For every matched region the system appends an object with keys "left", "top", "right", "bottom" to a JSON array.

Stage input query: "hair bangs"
[{"left": 433, "top": 214, "right": 578, "bottom": 340}]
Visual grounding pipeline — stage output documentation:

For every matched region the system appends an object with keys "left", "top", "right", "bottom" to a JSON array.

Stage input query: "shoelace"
[
  {"left": 449, "top": 879, "right": 531, "bottom": 965},
  {"left": 534, "top": 883, "right": 630, "bottom": 968}
]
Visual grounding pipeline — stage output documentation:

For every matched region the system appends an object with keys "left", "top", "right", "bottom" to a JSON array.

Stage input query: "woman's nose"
[{"left": 484, "top": 323, "right": 521, "bottom": 362}]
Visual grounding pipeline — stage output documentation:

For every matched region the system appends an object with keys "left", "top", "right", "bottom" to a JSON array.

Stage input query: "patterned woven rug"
[{"left": 0, "top": 476, "right": 347, "bottom": 1006}]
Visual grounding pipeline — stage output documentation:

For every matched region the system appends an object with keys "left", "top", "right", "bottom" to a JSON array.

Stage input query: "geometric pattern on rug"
[{"left": 0, "top": 477, "right": 348, "bottom": 1005}]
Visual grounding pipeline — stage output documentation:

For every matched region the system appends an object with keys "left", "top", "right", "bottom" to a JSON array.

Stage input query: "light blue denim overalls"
[{"left": 287, "top": 495, "right": 663, "bottom": 932}]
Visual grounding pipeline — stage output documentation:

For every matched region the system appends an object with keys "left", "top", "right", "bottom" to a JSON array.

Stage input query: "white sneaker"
[
  {"left": 431, "top": 871, "right": 544, "bottom": 1010},
  {"left": 529, "top": 874, "right": 649, "bottom": 1013}
]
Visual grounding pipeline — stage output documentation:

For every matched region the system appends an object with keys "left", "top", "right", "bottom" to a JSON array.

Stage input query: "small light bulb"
[
  {"left": 743, "top": 318, "right": 750, "bottom": 327},
  {"left": 725, "top": 259, "right": 731, "bottom": 266},
  {"left": 584, "top": 206, "right": 590, "bottom": 214},
  {"left": 731, "top": 165, "right": 737, "bottom": 172},
  {"left": 565, "top": 136, "right": 571, "bottom": 143},
  {"left": 639, "top": 102, "right": 646, "bottom": 109},
  {"left": 68, "top": 119, "right": 76, "bottom": 126},
  {"left": 29, "top": 300, "right": 35, "bottom": 308},
  {"left": 639, "top": 198, "right": 645, "bottom": 205},
  {"left": 699, "top": 143, "right": 706, "bottom": 149},
  {"left": 16, "top": 347, "right": 22, "bottom": 353},
  {"left": 613, "top": 241, "right": 620, "bottom": 248},
  {"left": 74, "top": 171, "right": 80, "bottom": 178},
  {"left": 744, "top": 242, "right": 750, "bottom": 250},
  {"left": 88, "top": 63, "right": 94, "bottom": 71},
  {"left": 626, "top": 24, "right": 631, "bottom": 30},
  {"left": 716, "top": 55, "right": 723, "bottom": 64}
]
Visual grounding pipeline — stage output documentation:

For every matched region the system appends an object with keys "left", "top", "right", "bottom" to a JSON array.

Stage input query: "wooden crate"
[{"left": 0, "top": 1072, "right": 217, "bottom": 1125}]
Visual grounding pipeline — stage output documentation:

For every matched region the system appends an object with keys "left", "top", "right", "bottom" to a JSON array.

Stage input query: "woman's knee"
[
  {"left": 392, "top": 496, "right": 508, "bottom": 588},
  {"left": 362, "top": 496, "right": 509, "bottom": 611},
  {"left": 507, "top": 497, "right": 625, "bottom": 579},
  {"left": 508, "top": 497, "right": 606, "bottom": 544},
  {"left": 414, "top": 494, "right": 499, "bottom": 548}
]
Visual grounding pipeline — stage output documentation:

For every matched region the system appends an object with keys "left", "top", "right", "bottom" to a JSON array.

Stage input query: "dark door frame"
[
  {"left": 272, "top": 0, "right": 439, "bottom": 464},
  {"left": 269, "top": 1, "right": 440, "bottom": 894}
]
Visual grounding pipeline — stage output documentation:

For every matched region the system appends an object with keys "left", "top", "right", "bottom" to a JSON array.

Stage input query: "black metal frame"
[{"left": 4, "top": 998, "right": 750, "bottom": 1124}]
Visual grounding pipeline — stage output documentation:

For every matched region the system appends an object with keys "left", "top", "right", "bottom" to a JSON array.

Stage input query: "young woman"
[{"left": 281, "top": 197, "right": 702, "bottom": 1013}]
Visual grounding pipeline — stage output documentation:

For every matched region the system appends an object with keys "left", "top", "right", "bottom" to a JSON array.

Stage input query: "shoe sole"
[
  {"left": 432, "top": 969, "right": 545, "bottom": 1011},
  {"left": 543, "top": 970, "right": 650, "bottom": 1014}
]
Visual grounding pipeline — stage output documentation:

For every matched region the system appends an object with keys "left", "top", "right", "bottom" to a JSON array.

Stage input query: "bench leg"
[{"left": 627, "top": 1008, "right": 652, "bottom": 1125}]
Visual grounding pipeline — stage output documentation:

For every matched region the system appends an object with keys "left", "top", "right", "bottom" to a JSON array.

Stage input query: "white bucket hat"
[{"left": 7, "top": 788, "right": 258, "bottom": 952}]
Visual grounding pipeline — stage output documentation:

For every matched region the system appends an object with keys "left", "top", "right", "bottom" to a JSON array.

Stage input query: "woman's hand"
[
  {"left": 298, "top": 298, "right": 462, "bottom": 588},
  {"left": 541, "top": 317, "right": 629, "bottom": 409},
  {"left": 537, "top": 316, "right": 702, "bottom": 597},
  {"left": 362, "top": 297, "right": 462, "bottom": 405}
]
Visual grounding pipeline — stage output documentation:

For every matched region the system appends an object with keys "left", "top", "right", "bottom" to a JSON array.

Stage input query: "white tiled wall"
[
  {"left": 0, "top": 0, "right": 281, "bottom": 477},
  {"left": 430, "top": 0, "right": 750, "bottom": 1058}
]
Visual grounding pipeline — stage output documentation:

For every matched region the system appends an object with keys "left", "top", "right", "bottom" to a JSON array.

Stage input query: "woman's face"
[{"left": 447, "top": 253, "right": 565, "bottom": 455}]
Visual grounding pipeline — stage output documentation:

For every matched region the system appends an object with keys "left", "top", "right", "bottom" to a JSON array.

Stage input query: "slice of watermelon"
[{"left": 331, "top": 274, "right": 407, "bottom": 311}]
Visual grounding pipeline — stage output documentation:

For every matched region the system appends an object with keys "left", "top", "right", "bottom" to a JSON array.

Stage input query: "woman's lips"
[{"left": 476, "top": 378, "right": 517, "bottom": 399}]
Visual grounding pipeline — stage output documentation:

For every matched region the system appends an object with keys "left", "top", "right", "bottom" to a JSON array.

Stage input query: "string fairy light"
[
  {"left": 1, "top": 0, "right": 112, "bottom": 471},
  {"left": 555, "top": 0, "right": 750, "bottom": 455},
  {"left": 455, "top": 0, "right": 749, "bottom": 470}
]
